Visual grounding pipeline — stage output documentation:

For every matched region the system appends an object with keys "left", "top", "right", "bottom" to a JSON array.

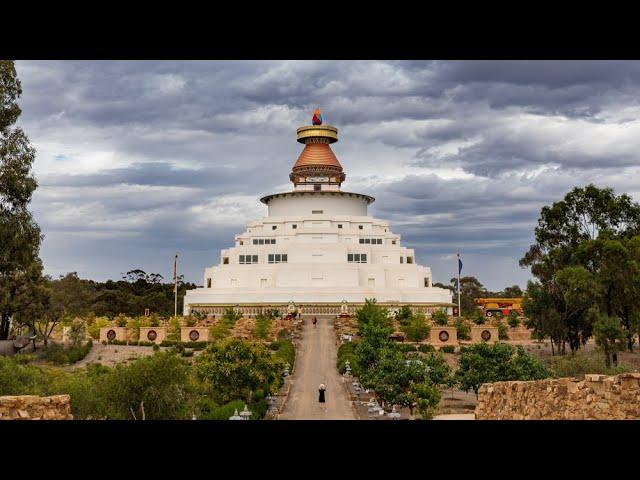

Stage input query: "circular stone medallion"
[
  {"left": 481, "top": 330, "right": 492, "bottom": 341},
  {"left": 106, "top": 329, "right": 116, "bottom": 341},
  {"left": 147, "top": 330, "right": 157, "bottom": 341},
  {"left": 438, "top": 331, "right": 449, "bottom": 342},
  {"left": 189, "top": 330, "right": 200, "bottom": 341}
]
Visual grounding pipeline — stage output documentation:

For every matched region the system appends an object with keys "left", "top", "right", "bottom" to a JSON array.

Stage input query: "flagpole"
[
  {"left": 174, "top": 253, "right": 178, "bottom": 318},
  {"left": 457, "top": 252, "right": 461, "bottom": 318}
]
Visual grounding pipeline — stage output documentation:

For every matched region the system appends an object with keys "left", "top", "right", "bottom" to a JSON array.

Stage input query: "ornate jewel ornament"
[{"left": 312, "top": 108, "right": 322, "bottom": 125}]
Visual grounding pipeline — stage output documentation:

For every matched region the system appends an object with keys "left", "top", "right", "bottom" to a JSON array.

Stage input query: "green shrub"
[
  {"left": 401, "top": 313, "right": 430, "bottom": 342},
  {"left": 115, "top": 315, "right": 128, "bottom": 327},
  {"left": 455, "top": 343, "right": 549, "bottom": 394},
  {"left": 152, "top": 344, "right": 160, "bottom": 351},
  {"left": 439, "top": 345, "right": 455, "bottom": 353},
  {"left": 181, "top": 349, "right": 194, "bottom": 357},
  {"left": 88, "top": 318, "right": 110, "bottom": 340},
  {"left": 337, "top": 353, "right": 358, "bottom": 375},
  {"left": 271, "top": 340, "right": 295, "bottom": 367},
  {"left": 41, "top": 340, "right": 93, "bottom": 365},
  {"left": 356, "top": 298, "right": 392, "bottom": 332},
  {"left": 67, "top": 320, "right": 87, "bottom": 347},
  {"left": 254, "top": 313, "right": 273, "bottom": 340},
  {"left": 547, "top": 351, "right": 630, "bottom": 379},
  {"left": 470, "top": 309, "right": 486, "bottom": 325},
  {"left": 397, "top": 343, "right": 418, "bottom": 353},
  {"left": 495, "top": 320, "right": 509, "bottom": 340},
  {"left": 210, "top": 308, "right": 242, "bottom": 340},
  {"left": 454, "top": 317, "right": 471, "bottom": 340},
  {"left": 199, "top": 399, "right": 245, "bottom": 420},
  {"left": 0, "top": 356, "right": 51, "bottom": 396},
  {"left": 431, "top": 310, "right": 449, "bottom": 326},
  {"left": 276, "top": 328, "right": 290, "bottom": 340},
  {"left": 167, "top": 317, "right": 181, "bottom": 342},
  {"left": 250, "top": 398, "right": 268, "bottom": 419},
  {"left": 418, "top": 344, "right": 436, "bottom": 353},
  {"left": 394, "top": 306, "right": 413, "bottom": 326},
  {"left": 337, "top": 341, "right": 357, "bottom": 358},
  {"left": 507, "top": 311, "right": 520, "bottom": 328}
]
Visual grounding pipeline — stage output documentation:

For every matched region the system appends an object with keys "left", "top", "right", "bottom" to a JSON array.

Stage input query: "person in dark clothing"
[
  {"left": 318, "top": 383, "right": 326, "bottom": 403},
  {"left": 313, "top": 317, "right": 317, "bottom": 327}
]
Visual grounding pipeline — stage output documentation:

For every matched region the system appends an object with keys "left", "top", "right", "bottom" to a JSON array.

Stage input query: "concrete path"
[
  {"left": 433, "top": 413, "right": 476, "bottom": 420},
  {"left": 279, "top": 316, "right": 356, "bottom": 420}
]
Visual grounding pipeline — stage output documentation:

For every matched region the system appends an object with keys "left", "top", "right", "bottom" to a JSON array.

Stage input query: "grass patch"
[
  {"left": 254, "top": 314, "right": 273, "bottom": 340},
  {"left": 546, "top": 350, "right": 632, "bottom": 379}
]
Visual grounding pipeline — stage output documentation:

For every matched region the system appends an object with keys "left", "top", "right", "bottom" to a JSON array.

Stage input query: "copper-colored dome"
[{"left": 292, "top": 143, "right": 343, "bottom": 172}]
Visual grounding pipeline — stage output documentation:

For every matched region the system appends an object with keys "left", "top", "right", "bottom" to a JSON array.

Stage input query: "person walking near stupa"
[{"left": 318, "top": 383, "right": 326, "bottom": 403}]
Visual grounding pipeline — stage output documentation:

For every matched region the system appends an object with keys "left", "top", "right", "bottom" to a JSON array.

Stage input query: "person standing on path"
[
  {"left": 318, "top": 383, "right": 326, "bottom": 403},
  {"left": 313, "top": 317, "right": 317, "bottom": 328}
]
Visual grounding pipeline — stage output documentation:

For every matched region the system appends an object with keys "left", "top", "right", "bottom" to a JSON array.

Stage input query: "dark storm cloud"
[{"left": 15, "top": 60, "right": 640, "bottom": 290}]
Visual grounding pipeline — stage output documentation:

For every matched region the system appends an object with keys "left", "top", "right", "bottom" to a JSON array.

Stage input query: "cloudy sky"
[{"left": 14, "top": 60, "right": 640, "bottom": 291}]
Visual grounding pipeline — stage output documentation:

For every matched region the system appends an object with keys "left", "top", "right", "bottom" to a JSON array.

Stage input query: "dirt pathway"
[{"left": 279, "top": 316, "right": 356, "bottom": 420}]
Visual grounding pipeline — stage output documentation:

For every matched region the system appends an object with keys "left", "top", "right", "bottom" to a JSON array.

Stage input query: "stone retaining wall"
[
  {"left": 0, "top": 395, "right": 73, "bottom": 420},
  {"left": 475, "top": 373, "right": 640, "bottom": 420}
]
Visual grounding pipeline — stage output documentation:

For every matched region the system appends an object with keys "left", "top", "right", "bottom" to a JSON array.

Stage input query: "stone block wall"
[
  {"left": 140, "top": 327, "right": 166, "bottom": 344},
  {"left": 0, "top": 395, "right": 73, "bottom": 420},
  {"left": 507, "top": 325, "right": 533, "bottom": 341},
  {"left": 181, "top": 327, "right": 210, "bottom": 342},
  {"left": 430, "top": 327, "right": 458, "bottom": 346},
  {"left": 475, "top": 373, "right": 640, "bottom": 420},
  {"left": 471, "top": 326, "right": 498, "bottom": 343}
]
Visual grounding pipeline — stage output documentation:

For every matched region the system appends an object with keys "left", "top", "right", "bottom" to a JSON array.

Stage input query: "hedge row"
[
  {"left": 269, "top": 340, "right": 295, "bottom": 368},
  {"left": 41, "top": 340, "right": 94, "bottom": 365},
  {"left": 100, "top": 339, "right": 208, "bottom": 350},
  {"left": 337, "top": 341, "right": 359, "bottom": 376}
]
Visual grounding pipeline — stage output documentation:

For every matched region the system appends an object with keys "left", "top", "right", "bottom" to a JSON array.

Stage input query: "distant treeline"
[{"left": 47, "top": 270, "right": 197, "bottom": 319}]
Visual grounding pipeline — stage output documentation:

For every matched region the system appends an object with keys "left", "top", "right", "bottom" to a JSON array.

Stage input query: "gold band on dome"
[{"left": 296, "top": 125, "right": 338, "bottom": 144}]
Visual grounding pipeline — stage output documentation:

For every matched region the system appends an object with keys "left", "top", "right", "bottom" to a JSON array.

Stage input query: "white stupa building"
[{"left": 184, "top": 111, "right": 453, "bottom": 316}]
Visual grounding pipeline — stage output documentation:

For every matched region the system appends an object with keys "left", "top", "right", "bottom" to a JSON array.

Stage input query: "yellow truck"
[{"left": 474, "top": 298, "right": 523, "bottom": 317}]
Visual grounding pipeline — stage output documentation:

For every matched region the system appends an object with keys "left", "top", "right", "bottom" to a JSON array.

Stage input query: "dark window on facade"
[
  {"left": 272, "top": 225, "right": 277, "bottom": 230},
  {"left": 358, "top": 225, "right": 363, "bottom": 230},
  {"left": 292, "top": 224, "right": 297, "bottom": 229},
  {"left": 338, "top": 224, "right": 342, "bottom": 229},
  {"left": 424, "top": 277, "right": 429, "bottom": 287},
  {"left": 239, "top": 255, "right": 259, "bottom": 264},
  {"left": 400, "top": 257, "right": 404, "bottom": 264},
  {"left": 407, "top": 257, "right": 414, "bottom": 264},
  {"left": 392, "top": 240, "right": 397, "bottom": 245},
  {"left": 312, "top": 210, "right": 323, "bottom": 214},
  {"left": 268, "top": 254, "right": 288, "bottom": 264},
  {"left": 348, "top": 253, "right": 367, "bottom": 263},
  {"left": 223, "top": 257, "right": 229, "bottom": 264},
  {"left": 206, "top": 278, "right": 212, "bottom": 288},
  {"left": 314, "top": 184, "right": 321, "bottom": 191}
]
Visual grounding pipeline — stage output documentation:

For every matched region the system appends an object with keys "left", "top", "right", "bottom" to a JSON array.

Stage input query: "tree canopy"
[{"left": 0, "top": 60, "right": 46, "bottom": 340}]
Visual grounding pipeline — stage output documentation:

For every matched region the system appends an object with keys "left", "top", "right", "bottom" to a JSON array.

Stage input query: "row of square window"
[
  {"left": 268, "top": 254, "right": 287, "bottom": 263},
  {"left": 359, "top": 238, "right": 383, "bottom": 244},
  {"left": 251, "top": 237, "right": 392, "bottom": 245},
  {"left": 240, "top": 254, "right": 368, "bottom": 264},
  {"left": 238, "top": 254, "right": 410, "bottom": 264},
  {"left": 263, "top": 224, "right": 368, "bottom": 230},
  {"left": 347, "top": 253, "right": 367, "bottom": 263},
  {"left": 253, "top": 238, "right": 276, "bottom": 245}
]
